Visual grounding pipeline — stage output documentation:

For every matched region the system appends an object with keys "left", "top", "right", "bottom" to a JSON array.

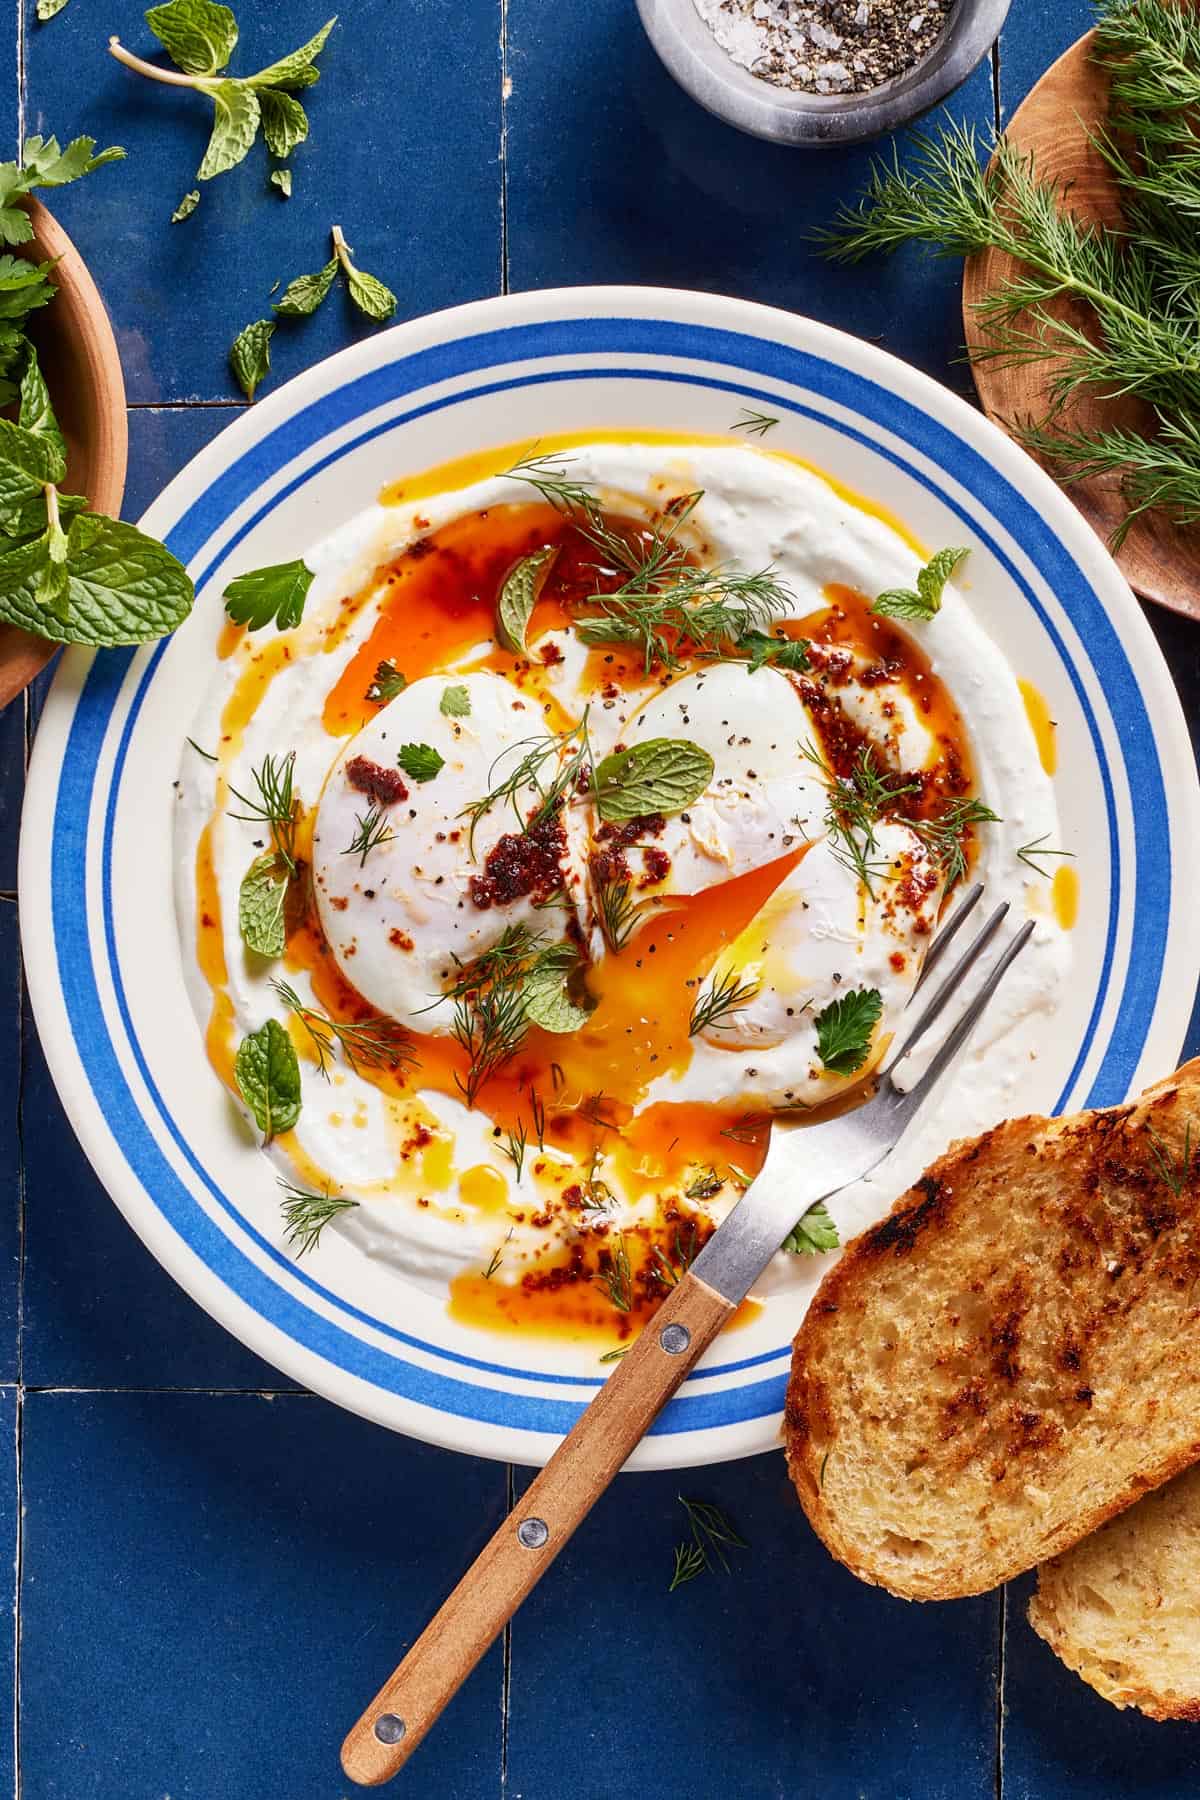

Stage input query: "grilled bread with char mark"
[{"left": 785, "top": 1060, "right": 1200, "bottom": 1600}]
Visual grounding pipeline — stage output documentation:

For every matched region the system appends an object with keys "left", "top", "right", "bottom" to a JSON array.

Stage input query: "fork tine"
[
  {"left": 894, "top": 919, "right": 1035, "bottom": 1111},
  {"left": 884, "top": 900, "right": 1010, "bottom": 1075},
  {"left": 913, "top": 881, "right": 983, "bottom": 993}
]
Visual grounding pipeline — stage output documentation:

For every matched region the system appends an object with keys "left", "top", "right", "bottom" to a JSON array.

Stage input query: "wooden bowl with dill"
[{"left": 962, "top": 25, "right": 1200, "bottom": 619}]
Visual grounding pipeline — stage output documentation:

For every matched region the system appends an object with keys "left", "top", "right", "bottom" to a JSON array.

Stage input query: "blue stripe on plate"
[{"left": 49, "top": 315, "right": 1167, "bottom": 1438}]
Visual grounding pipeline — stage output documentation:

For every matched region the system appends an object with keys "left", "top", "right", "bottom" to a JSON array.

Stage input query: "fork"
[{"left": 341, "top": 884, "right": 1033, "bottom": 1785}]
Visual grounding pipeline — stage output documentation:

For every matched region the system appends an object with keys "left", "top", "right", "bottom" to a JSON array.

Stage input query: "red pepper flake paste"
[
  {"left": 345, "top": 755, "right": 409, "bottom": 807},
  {"left": 589, "top": 813, "right": 669, "bottom": 891},
  {"left": 389, "top": 928, "right": 415, "bottom": 951},
  {"left": 470, "top": 808, "right": 568, "bottom": 910}
]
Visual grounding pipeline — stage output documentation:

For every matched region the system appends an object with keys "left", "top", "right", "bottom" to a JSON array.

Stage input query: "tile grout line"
[
  {"left": 498, "top": 0, "right": 509, "bottom": 296},
  {"left": 499, "top": 1462, "right": 514, "bottom": 1798},
  {"left": 994, "top": 1584, "right": 1007, "bottom": 1800},
  {"left": 14, "top": 0, "right": 22, "bottom": 150},
  {"left": 991, "top": 33, "right": 1002, "bottom": 134}
]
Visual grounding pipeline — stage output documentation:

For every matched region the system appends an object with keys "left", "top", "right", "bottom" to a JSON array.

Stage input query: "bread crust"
[{"left": 785, "top": 1060, "right": 1200, "bottom": 1600}]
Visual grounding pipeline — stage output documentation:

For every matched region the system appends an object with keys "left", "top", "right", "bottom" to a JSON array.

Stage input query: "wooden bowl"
[
  {"left": 962, "top": 31, "right": 1200, "bottom": 619},
  {"left": 0, "top": 197, "right": 128, "bottom": 707}
]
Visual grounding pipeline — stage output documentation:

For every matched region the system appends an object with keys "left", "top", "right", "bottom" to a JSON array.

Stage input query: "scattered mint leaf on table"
[
  {"left": 593, "top": 738, "right": 714, "bottom": 822},
  {"left": 331, "top": 224, "right": 396, "bottom": 321},
  {"left": 171, "top": 189, "right": 200, "bottom": 221},
  {"left": 223, "top": 558, "right": 314, "bottom": 630},
  {"left": 269, "top": 167, "right": 292, "bottom": 198},
  {"left": 238, "top": 852, "right": 290, "bottom": 958},
  {"left": 872, "top": 546, "right": 969, "bottom": 622},
  {"left": 234, "top": 1016, "right": 302, "bottom": 1140},
  {"left": 440, "top": 684, "right": 470, "bottom": 718},
  {"left": 36, "top": 0, "right": 71, "bottom": 18},
  {"left": 398, "top": 743, "right": 444, "bottom": 783},
  {"left": 782, "top": 1199, "right": 840, "bottom": 1256},
  {"left": 229, "top": 318, "right": 274, "bottom": 400},
  {"left": 108, "top": 10, "right": 336, "bottom": 187},
  {"left": 814, "top": 987, "right": 883, "bottom": 1077},
  {"left": 273, "top": 256, "right": 337, "bottom": 318}
]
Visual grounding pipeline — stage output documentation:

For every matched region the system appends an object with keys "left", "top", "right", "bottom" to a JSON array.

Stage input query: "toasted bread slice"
[
  {"left": 1029, "top": 1463, "right": 1200, "bottom": 1720},
  {"left": 785, "top": 1059, "right": 1200, "bottom": 1600}
]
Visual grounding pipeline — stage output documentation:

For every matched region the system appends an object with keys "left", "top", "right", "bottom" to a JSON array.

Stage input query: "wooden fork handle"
[{"left": 340, "top": 1272, "right": 735, "bottom": 1785}]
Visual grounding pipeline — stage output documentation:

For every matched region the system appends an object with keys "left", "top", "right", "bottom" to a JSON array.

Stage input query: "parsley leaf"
[
  {"left": 0, "top": 138, "right": 124, "bottom": 246},
  {"left": 872, "top": 547, "right": 969, "bottom": 623},
  {"left": 223, "top": 558, "right": 314, "bottom": 631},
  {"left": 497, "top": 545, "right": 557, "bottom": 654},
  {"left": 782, "top": 1199, "right": 840, "bottom": 1256},
  {"left": 230, "top": 318, "right": 274, "bottom": 401},
  {"left": 366, "top": 659, "right": 406, "bottom": 704},
  {"left": 594, "top": 738, "right": 714, "bottom": 822},
  {"left": 398, "top": 743, "right": 444, "bottom": 783},
  {"left": 171, "top": 189, "right": 200, "bottom": 222},
  {"left": 440, "top": 684, "right": 470, "bottom": 718},
  {"left": 238, "top": 852, "right": 290, "bottom": 958},
  {"left": 273, "top": 256, "right": 337, "bottom": 318},
  {"left": 737, "top": 628, "right": 810, "bottom": 674},
  {"left": 234, "top": 1016, "right": 301, "bottom": 1140},
  {"left": 331, "top": 224, "right": 396, "bottom": 321},
  {"left": 814, "top": 987, "right": 883, "bottom": 1076}
]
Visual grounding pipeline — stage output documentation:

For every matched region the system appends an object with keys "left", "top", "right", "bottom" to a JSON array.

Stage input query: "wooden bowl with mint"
[{"left": 0, "top": 134, "right": 193, "bottom": 708}]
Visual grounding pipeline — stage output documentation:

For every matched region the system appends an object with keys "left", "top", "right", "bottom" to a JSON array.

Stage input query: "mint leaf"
[
  {"left": 146, "top": 0, "right": 238, "bottom": 75},
  {"left": 346, "top": 264, "right": 396, "bottom": 322},
  {"left": 34, "top": 542, "right": 69, "bottom": 621},
  {"left": 366, "top": 660, "right": 405, "bottom": 704},
  {"left": 737, "top": 629, "right": 810, "bottom": 675},
  {"left": 594, "top": 738, "right": 714, "bottom": 822},
  {"left": 172, "top": 189, "right": 200, "bottom": 222},
  {"left": 273, "top": 256, "right": 336, "bottom": 318},
  {"left": 239, "top": 852, "right": 290, "bottom": 958},
  {"left": 247, "top": 18, "right": 337, "bottom": 91},
  {"left": 234, "top": 1016, "right": 301, "bottom": 1139},
  {"left": 782, "top": 1199, "right": 840, "bottom": 1256},
  {"left": 223, "top": 559, "right": 313, "bottom": 631},
  {"left": 0, "top": 513, "right": 193, "bottom": 647},
  {"left": 198, "top": 79, "right": 261, "bottom": 180},
  {"left": 524, "top": 950, "right": 591, "bottom": 1034},
  {"left": 230, "top": 319, "right": 274, "bottom": 401},
  {"left": 259, "top": 90, "right": 309, "bottom": 158},
  {"left": 872, "top": 547, "right": 969, "bottom": 623},
  {"left": 497, "top": 545, "right": 557, "bottom": 654},
  {"left": 398, "top": 743, "right": 444, "bottom": 783},
  {"left": 269, "top": 167, "right": 292, "bottom": 198},
  {"left": 814, "top": 987, "right": 883, "bottom": 1076},
  {"left": 19, "top": 348, "right": 64, "bottom": 461},
  {"left": 440, "top": 684, "right": 470, "bottom": 718},
  {"left": 0, "top": 414, "right": 65, "bottom": 484},
  {"left": 36, "top": 0, "right": 71, "bottom": 17},
  {"left": 0, "top": 463, "right": 46, "bottom": 533}
]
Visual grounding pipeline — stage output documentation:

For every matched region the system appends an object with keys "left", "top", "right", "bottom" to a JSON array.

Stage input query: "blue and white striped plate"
[{"left": 19, "top": 288, "right": 1200, "bottom": 1469}]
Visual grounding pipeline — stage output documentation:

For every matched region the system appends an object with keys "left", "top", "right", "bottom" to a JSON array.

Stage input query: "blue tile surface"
[
  {"left": 23, "top": 0, "right": 503, "bottom": 403},
  {"left": 5, "top": 3, "right": 1200, "bottom": 1797},
  {"left": 19, "top": 1391, "right": 505, "bottom": 1798},
  {"left": 506, "top": 0, "right": 995, "bottom": 396},
  {"left": 510, "top": 1453, "right": 999, "bottom": 1800},
  {"left": 0, "top": 1389, "right": 16, "bottom": 1800}
]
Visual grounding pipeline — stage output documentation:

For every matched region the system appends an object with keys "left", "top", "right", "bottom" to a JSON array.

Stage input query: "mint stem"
[
  {"left": 107, "top": 37, "right": 203, "bottom": 88},
  {"left": 331, "top": 224, "right": 352, "bottom": 274},
  {"left": 43, "top": 482, "right": 59, "bottom": 534}
]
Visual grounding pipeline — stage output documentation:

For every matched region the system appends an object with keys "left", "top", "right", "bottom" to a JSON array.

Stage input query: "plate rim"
[{"left": 19, "top": 282, "right": 1200, "bottom": 1468}]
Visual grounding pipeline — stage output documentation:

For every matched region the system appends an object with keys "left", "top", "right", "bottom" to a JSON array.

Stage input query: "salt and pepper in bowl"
[{"left": 636, "top": 0, "right": 1011, "bottom": 144}]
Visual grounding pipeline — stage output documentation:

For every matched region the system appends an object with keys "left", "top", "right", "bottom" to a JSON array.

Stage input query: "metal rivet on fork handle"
[
  {"left": 374, "top": 1714, "right": 406, "bottom": 1745},
  {"left": 517, "top": 1516, "right": 549, "bottom": 1549}
]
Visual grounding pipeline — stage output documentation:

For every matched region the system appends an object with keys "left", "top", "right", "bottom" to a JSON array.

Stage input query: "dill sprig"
[
  {"left": 1147, "top": 1120, "right": 1196, "bottom": 1197},
  {"left": 461, "top": 716, "right": 594, "bottom": 857},
  {"left": 802, "top": 740, "right": 917, "bottom": 896},
  {"left": 277, "top": 1179, "right": 358, "bottom": 1256},
  {"left": 649, "top": 1223, "right": 700, "bottom": 1289},
  {"left": 594, "top": 1235, "right": 633, "bottom": 1313},
  {"left": 1017, "top": 834, "right": 1075, "bottom": 877},
  {"left": 689, "top": 966, "right": 760, "bottom": 1036},
  {"left": 685, "top": 1165, "right": 724, "bottom": 1201},
  {"left": 440, "top": 927, "right": 575, "bottom": 1106},
  {"left": 669, "top": 1496, "right": 749, "bottom": 1591},
  {"left": 270, "top": 979, "right": 415, "bottom": 1079},
  {"left": 342, "top": 805, "right": 395, "bottom": 867},
  {"left": 228, "top": 750, "right": 300, "bottom": 874},
  {"left": 501, "top": 1118, "right": 528, "bottom": 1181},
  {"left": 578, "top": 1145, "right": 617, "bottom": 1212},
  {"left": 908, "top": 796, "right": 1001, "bottom": 886},
  {"left": 732, "top": 408, "right": 780, "bottom": 436},
  {"left": 593, "top": 876, "right": 643, "bottom": 952},
  {"left": 818, "top": 3, "right": 1200, "bottom": 547},
  {"left": 529, "top": 1086, "right": 547, "bottom": 1151},
  {"left": 483, "top": 1228, "right": 514, "bottom": 1280}
]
